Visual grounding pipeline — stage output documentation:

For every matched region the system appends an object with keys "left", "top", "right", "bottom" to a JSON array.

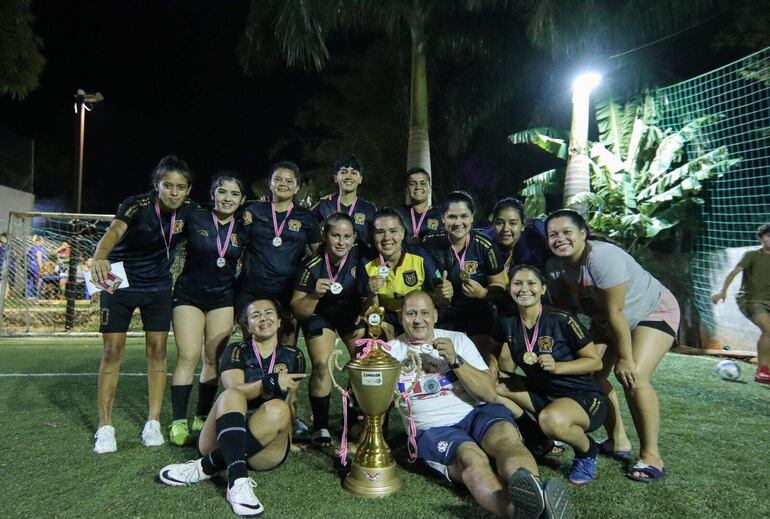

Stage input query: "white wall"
[{"left": 0, "top": 185, "right": 35, "bottom": 232}]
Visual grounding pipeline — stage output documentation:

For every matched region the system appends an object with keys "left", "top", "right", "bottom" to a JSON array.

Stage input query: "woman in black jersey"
[
  {"left": 236, "top": 162, "right": 321, "bottom": 346},
  {"left": 291, "top": 212, "right": 365, "bottom": 445},
  {"left": 421, "top": 191, "right": 506, "bottom": 353},
  {"left": 491, "top": 265, "right": 607, "bottom": 485},
  {"left": 159, "top": 298, "right": 306, "bottom": 517},
  {"left": 168, "top": 173, "right": 246, "bottom": 446},
  {"left": 491, "top": 197, "right": 550, "bottom": 279},
  {"left": 90, "top": 155, "right": 196, "bottom": 454}
]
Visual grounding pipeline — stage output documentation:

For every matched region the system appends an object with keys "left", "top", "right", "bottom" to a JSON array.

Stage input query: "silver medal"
[
  {"left": 378, "top": 266, "right": 390, "bottom": 277},
  {"left": 216, "top": 257, "right": 226, "bottom": 268},
  {"left": 272, "top": 236, "right": 282, "bottom": 247},
  {"left": 329, "top": 282, "right": 343, "bottom": 295}
]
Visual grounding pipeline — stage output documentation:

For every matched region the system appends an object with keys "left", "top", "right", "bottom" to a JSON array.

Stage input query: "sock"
[
  {"left": 216, "top": 412, "right": 248, "bottom": 486},
  {"left": 196, "top": 380, "right": 219, "bottom": 417},
  {"left": 574, "top": 437, "right": 598, "bottom": 459},
  {"left": 200, "top": 449, "right": 226, "bottom": 475},
  {"left": 245, "top": 434, "right": 264, "bottom": 457},
  {"left": 309, "top": 394, "right": 331, "bottom": 431},
  {"left": 515, "top": 413, "right": 550, "bottom": 455},
  {"left": 171, "top": 384, "right": 193, "bottom": 421}
]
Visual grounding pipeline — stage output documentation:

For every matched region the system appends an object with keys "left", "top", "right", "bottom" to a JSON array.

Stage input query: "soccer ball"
[{"left": 714, "top": 360, "right": 741, "bottom": 381}]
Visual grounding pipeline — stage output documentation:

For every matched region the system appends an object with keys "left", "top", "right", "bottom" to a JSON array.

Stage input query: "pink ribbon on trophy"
[
  {"left": 339, "top": 387, "right": 352, "bottom": 466},
  {"left": 354, "top": 337, "right": 389, "bottom": 359},
  {"left": 401, "top": 391, "right": 418, "bottom": 462}
]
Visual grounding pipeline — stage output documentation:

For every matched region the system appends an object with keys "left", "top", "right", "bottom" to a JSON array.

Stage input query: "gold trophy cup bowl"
[{"left": 328, "top": 305, "right": 418, "bottom": 497}]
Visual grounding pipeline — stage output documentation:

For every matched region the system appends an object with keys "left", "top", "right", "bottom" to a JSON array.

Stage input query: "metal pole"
[{"left": 76, "top": 100, "right": 86, "bottom": 213}]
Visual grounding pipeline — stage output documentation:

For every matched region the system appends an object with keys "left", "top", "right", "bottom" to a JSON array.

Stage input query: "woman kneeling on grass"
[
  {"left": 491, "top": 265, "right": 607, "bottom": 484},
  {"left": 159, "top": 299, "right": 306, "bottom": 517}
]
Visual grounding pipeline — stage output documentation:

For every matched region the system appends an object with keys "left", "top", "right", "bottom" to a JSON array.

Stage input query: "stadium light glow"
[{"left": 572, "top": 72, "right": 602, "bottom": 96}]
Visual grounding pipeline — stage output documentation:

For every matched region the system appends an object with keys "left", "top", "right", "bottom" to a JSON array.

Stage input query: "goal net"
[{"left": 0, "top": 211, "right": 116, "bottom": 335}]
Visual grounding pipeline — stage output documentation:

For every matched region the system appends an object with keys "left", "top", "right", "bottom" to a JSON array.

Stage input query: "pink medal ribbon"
[
  {"left": 154, "top": 201, "right": 177, "bottom": 260},
  {"left": 520, "top": 304, "right": 543, "bottom": 365},
  {"left": 410, "top": 206, "right": 430, "bottom": 238},
  {"left": 271, "top": 202, "right": 294, "bottom": 242},
  {"left": 212, "top": 213, "right": 235, "bottom": 266},
  {"left": 336, "top": 195, "right": 358, "bottom": 216},
  {"left": 251, "top": 338, "right": 277, "bottom": 375},
  {"left": 451, "top": 234, "right": 470, "bottom": 275},
  {"left": 324, "top": 251, "right": 349, "bottom": 292}
]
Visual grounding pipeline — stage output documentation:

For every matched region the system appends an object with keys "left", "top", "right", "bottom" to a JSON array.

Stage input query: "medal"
[
  {"left": 378, "top": 266, "right": 390, "bottom": 277},
  {"left": 520, "top": 304, "right": 543, "bottom": 367},
  {"left": 154, "top": 201, "right": 177, "bottom": 260},
  {"left": 410, "top": 206, "right": 430, "bottom": 239},
  {"left": 451, "top": 234, "right": 471, "bottom": 280},
  {"left": 271, "top": 202, "right": 293, "bottom": 248},
  {"left": 423, "top": 378, "right": 441, "bottom": 394},
  {"left": 212, "top": 213, "right": 235, "bottom": 269},
  {"left": 324, "top": 251, "right": 349, "bottom": 297},
  {"left": 251, "top": 338, "right": 277, "bottom": 375}
]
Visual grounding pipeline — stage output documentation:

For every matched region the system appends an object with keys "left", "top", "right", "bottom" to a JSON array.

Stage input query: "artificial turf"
[{"left": 0, "top": 337, "right": 767, "bottom": 518}]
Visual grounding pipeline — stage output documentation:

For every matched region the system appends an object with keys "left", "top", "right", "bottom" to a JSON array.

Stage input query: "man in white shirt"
[{"left": 386, "top": 291, "right": 572, "bottom": 519}]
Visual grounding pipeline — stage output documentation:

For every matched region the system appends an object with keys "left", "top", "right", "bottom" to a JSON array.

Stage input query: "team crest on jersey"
[
  {"left": 230, "top": 234, "right": 239, "bottom": 247},
  {"left": 288, "top": 219, "right": 302, "bottom": 232},
  {"left": 274, "top": 363, "right": 289, "bottom": 374},
  {"left": 354, "top": 213, "right": 366, "bottom": 225},
  {"left": 464, "top": 261, "right": 479, "bottom": 276},
  {"left": 197, "top": 230, "right": 209, "bottom": 237},
  {"left": 427, "top": 218, "right": 439, "bottom": 230},
  {"left": 402, "top": 270, "right": 418, "bottom": 287},
  {"left": 538, "top": 336, "right": 554, "bottom": 352},
  {"left": 173, "top": 220, "right": 185, "bottom": 233}
]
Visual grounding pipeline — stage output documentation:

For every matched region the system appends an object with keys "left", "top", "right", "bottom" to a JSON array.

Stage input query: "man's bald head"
[{"left": 401, "top": 291, "right": 437, "bottom": 341}]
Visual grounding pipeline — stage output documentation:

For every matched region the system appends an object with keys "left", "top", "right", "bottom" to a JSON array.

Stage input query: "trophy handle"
[
  {"left": 327, "top": 348, "right": 347, "bottom": 395},
  {"left": 394, "top": 350, "right": 422, "bottom": 399}
]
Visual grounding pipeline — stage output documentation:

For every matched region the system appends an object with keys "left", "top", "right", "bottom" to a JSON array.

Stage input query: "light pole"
[
  {"left": 564, "top": 73, "right": 601, "bottom": 208},
  {"left": 73, "top": 89, "right": 103, "bottom": 213},
  {"left": 66, "top": 89, "right": 102, "bottom": 331}
]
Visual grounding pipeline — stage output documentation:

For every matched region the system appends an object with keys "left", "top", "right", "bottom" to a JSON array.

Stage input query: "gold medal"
[{"left": 523, "top": 351, "right": 538, "bottom": 365}]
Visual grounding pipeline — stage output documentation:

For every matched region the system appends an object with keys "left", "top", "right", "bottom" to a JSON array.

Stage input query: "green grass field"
[{"left": 0, "top": 337, "right": 767, "bottom": 519}]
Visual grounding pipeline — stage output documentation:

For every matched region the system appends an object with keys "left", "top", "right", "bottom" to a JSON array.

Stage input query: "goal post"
[{"left": 0, "top": 211, "right": 116, "bottom": 335}]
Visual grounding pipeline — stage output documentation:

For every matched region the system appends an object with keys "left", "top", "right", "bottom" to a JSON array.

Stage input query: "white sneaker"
[
  {"left": 159, "top": 459, "right": 211, "bottom": 486},
  {"left": 227, "top": 477, "right": 265, "bottom": 517},
  {"left": 141, "top": 420, "right": 165, "bottom": 447},
  {"left": 93, "top": 425, "right": 117, "bottom": 454}
]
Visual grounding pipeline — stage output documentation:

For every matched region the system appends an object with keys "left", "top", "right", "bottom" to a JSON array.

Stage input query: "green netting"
[{"left": 648, "top": 47, "right": 770, "bottom": 332}]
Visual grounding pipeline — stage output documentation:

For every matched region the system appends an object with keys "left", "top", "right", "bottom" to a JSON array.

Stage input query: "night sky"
[{"left": 0, "top": 1, "right": 754, "bottom": 215}]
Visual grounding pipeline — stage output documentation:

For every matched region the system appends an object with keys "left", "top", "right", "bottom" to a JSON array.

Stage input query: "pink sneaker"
[{"left": 755, "top": 366, "right": 770, "bottom": 385}]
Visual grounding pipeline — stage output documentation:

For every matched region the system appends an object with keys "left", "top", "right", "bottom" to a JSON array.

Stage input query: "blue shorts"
[{"left": 416, "top": 403, "right": 516, "bottom": 481}]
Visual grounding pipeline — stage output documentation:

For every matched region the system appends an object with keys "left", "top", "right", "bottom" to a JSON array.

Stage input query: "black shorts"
[
  {"left": 300, "top": 311, "right": 364, "bottom": 340},
  {"left": 528, "top": 388, "right": 608, "bottom": 433},
  {"left": 437, "top": 301, "right": 496, "bottom": 337},
  {"left": 235, "top": 284, "right": 293, "bottom": 320},
  {"left": 99, "top": 287, "right": 173, "bottom": 333},
  {"left": 173, "top": 283, "right": 234, "bottom": 313}
]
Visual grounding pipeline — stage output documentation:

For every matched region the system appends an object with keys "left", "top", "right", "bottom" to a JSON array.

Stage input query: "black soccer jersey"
[
  {"left": 492, "top": 306, "right": 601, "bottom": 397},
  {"left": 313, "top": 195, "right": 377, "bottom": 255},
  {"left": 422, "top": 230, "right": 504, "bottom": 309},
  {"left": 294, "top": 248, "right": 362, "bottom": 320},
  {"left": 109, "top": 193, "right": 197, "bottom": 290},
  {"left": 219, "top": 341, "right": 306, "bottom": 409},
  {"left": 174, "top": 206, "right": 244, "bottom": 298},
  {"left": 238, "top": 201, "right": 321, "bottom": 294},
  {"left": 395, "top": 204, "right": 443, "bottom": 245}
]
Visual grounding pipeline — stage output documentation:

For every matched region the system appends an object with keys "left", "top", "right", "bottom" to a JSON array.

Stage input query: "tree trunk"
[
  {"left": 564, "top": 88, "right": 592, "bottom": 210},
  {"left": 406, "top": 17, "right": 431, "bottom": 204}
]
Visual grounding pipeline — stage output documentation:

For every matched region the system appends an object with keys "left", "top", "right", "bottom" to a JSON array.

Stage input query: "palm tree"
[{"left": 237, "top": 0, "right": 517, "bottom": 186}]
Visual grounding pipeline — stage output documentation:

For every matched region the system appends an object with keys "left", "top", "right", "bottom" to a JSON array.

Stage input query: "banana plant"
[{"left": 508, "top": 95, "right": 740, "bottom": 251}]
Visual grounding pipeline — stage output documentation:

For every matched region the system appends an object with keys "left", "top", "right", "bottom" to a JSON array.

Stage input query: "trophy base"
[{"left": 342, "top": 460, "right": 403, "bottom": 498}]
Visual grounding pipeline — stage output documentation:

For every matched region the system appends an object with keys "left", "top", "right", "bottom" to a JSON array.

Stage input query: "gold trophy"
[{"left": 328, "top": 305, "right": 419, "bottom": 498}]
